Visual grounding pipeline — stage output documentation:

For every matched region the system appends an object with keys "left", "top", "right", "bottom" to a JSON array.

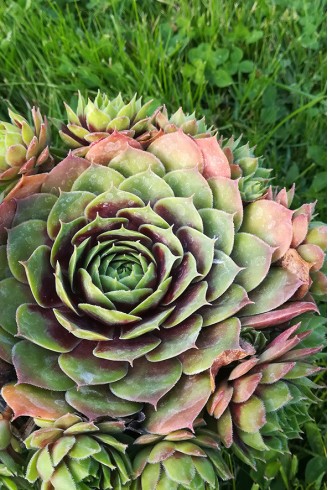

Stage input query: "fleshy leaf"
[
  {"left": 84, "top": 187, "right": 144, "bottom": 220},
  {"left": 24, "top": 245, "right": 61, "bottom": 308},
  {"left": 0, "top": 277, "right": 34, "bottom": 334},
  {"left": 201, "top": 284, "right": 250, "bottom": 327},
  {"left": 199, "top": 209, "right": 235, "bottom": 255},
  {"left": 256, "top": 382, "right": 292, "bottom": 412},
  {"left": 146, "top": 314, "right": 202, "bottom": 362},
  {"left": 0, "top": 326, "right": 17, "bottom": 363},
  {"left": 71, "top": 164, "right": 124, "bottom": 194},
  {"left": 109, "top": 145, "right": 165, "bottom": 177},
  {"left": 0, "top": 199, "right": 16, "bottom": 245},
  {"left": 51, "top": 462, "right": 77, "bottom": 490},
  {"left": 241, "top": 200, "right": 293, "bottom": 262},
  {"left": 162, "top": 252, "right": 200, "bottom": 305},
  {"left": 12, "top": 193, "right": 57, "bottom": 226},
  {"left": 53, "top": 309, "right": 113, "bottom": 341},
  {"left": 16, "top": 304, "right": 79, "bottom": 353},
  {"left": 163, "top": 281, "right": 209, "bottom": 328},
  {"left": 179, "top": 317, "right": 245, "bottom": 375},
  {"left": 144, "top": 373, "right": 212, "bottom": 434},
  {"left": 231, "top": 233, "right": 273, "bottom": 292},
  {"left": 162, "top": 453, "right": 195, "bottom": 486},
  {"left": 78, "top": 303, "right": 141, "bottom": 326},
  {"left": 255, "top": 362, "right": 295, "bottom": 384},
  {"left": 139, "top": 224, "right": 184, "bottom": 257},
  {"left": 119, "top": 168, "right": 174, "bottom": 205},
  {"left": 1, "top": 383, "right": 73, "bottom": 419},
  {"left": 5, "top": 174, "right": 47, "bottom": 201},
  {"left": 232, "top": 373, "right": 262, "bottom": 403},
  {"left": 177, "top": 227, "right": 214, "bottom": 276},
  {"left": 196, "top": 136, "right": 231, "bottom": 179},
  {"left": 240, "top": 269, "right": 302, "bottom": 316},
  {"left": 7, "top": 219, "right": 49, "bottom": 283},
  {"left": 120, "top": 308, "right": 174, "bottom": 340},
  {"left": 94, "top": 336, "right": 161, "bottom": 365},
  {"left": 206, "top": 250, "right": 241, "bottom": 302},
  {"left": 148, "top": 131, "right": 204, "bottom": 172},
  {"left": 231, "top": 396, "right": 266, "bottom": 433},
  {"left": 216, "top": 408, "right": 233, "bottom": 448},
  {"left": 163, "top": 168, "right": 213, "bottom": 209},
  {"left": 13, "top": 340, "right": 75, "bottom": 391},
  {"left": 59, "top": 341, "right": 128, "bottom": 386},
  {"left": 207, "top": 381, "right": 233, "bottom": 419},
  {"left": 52, "top": 436, "right": 76, "bottom": 466},
  {"left": 117, "top": 204, "right": 169, "bottom": 229},
  {"left": 208, "top": 177, "right": 243, "bottom": 230},
  {"left": 241, "top": 300, "right": 319, "bottom": 328},
  {"left": 0, "top": 245, "right": 11, "bottom": 280},
  {"left": 47, "top": 191, "right": 95, "bottom": 239},
  {"left": 147, "top": 441, "right": 176, "bottom": 463},
  {"left": 110, "top": 357, "right": 182, "bottom": 407},
  {"left": 66, "top": 386, "right": 142, "bottom": 419},
  {"left": 141, "top": 462, "right": 161, "bottom": 490},
  {"left": 154, "top": 197, "right": 203, "bottom": 232}
]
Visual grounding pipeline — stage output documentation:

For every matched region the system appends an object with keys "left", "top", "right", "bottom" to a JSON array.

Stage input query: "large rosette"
[{"left": 0, "top": 116, "right": 324, "bottom": 439}]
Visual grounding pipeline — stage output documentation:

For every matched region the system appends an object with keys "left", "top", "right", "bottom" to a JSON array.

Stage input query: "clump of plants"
[{"left": 0, "top": 92, "right": 326, "bottom": 489}]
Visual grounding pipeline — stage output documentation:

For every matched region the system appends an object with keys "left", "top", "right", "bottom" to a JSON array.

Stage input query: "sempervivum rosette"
[
  {"left": 0, "top": 92, "right": 326, "bottom": 489},
  {"left": 60, "top": 91, "right": 213, "bottom": 151},
  {"left": 207, "top": 324, "right": 322, "bottom": 464},
  {"left": 24, "top": 414, "right": 132, "bottom": 489},
  {"left": 130, "top": 427, "right": 231, "bottom": 489},
  {"left": 0, "top": 410, "right": 34, "bottom": 489},
  {"left": 0, "top": 107, "right": 54, "bottom": 201}
]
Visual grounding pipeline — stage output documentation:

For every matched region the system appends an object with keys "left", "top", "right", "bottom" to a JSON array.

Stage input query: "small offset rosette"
[
  {"left": 131, "top": 427, "right": 231, "bottom": 489},
  {"left": 24, "top": 414, "right": 133, "bottom": 489},
  {"left": 0, "top": 107, "right": 53, "bottom": 201}
]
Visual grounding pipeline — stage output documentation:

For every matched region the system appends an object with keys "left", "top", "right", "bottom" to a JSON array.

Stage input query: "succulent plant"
[
  {"left": 223, "top": 135, "right": 272, "bottom": 202},
  {"left": 0, "top": 411, "right": 34, "bottom": 489},
  {"left": 207, "top": 323, "right": 322, "bottom": 461},
  {"left": 60, "top": 91, "right": 213, "bottom": 152},
  {"left": 24, "top": 413, "right": 132, "bottom": 489},
  {"left": 131, "top": 427, "right": 231, "bottom": 489},
  {"left": 0, "top": 91, "right": 326, "bottom": 488},
  {"left": 0, "top": 107, "right": 54, "bottom": 202}
]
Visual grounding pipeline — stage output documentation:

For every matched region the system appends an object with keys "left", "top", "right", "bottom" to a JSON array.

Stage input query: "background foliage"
[{"left": 0, "top": 0, "right": 326, "bottom": 488}]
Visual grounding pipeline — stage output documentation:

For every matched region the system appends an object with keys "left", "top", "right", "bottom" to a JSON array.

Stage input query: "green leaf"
[
  {"left": 59, "top": 341, "right": 128, "bottom": 386},
  {"left": 69, "top": 435, "right": 101, "bottom": 459},
  {"left": 211, "top": 69, "right": 233, "bottom": 88},
  {"left": 305, "top": 456, "right": 326, "bottom": 488},
  {"left": 13, "top": 340, "right": 75, "bottom": 391},
  {"left": 66, "top": 386, "right": 142, "bottom": 419},
  {"left": 238, "top": 60, "right": 255, "bottom": 73},
  {"left": 7, "top": 219, "right": 49, "bottom": 283},
  {"left": 110, "top": 357, "right": 182, "bottom": 407},
  {"left": 162, "top": 453, "right": 195, "bottom": 486},
  {"left": 145, "top": 373, "right": 212, "bottom": 435},
  {"left": 230, "top": 46, "right": 243, "bottom": 62},
  {"left": 0, "top": 278, "right": 34, "bottom": 335},
  {"left": 1, "top": 383, "right": 73, "bottom": 420},
  {"left": 213, "top": 48, "right": 230, "bottom": 65}
]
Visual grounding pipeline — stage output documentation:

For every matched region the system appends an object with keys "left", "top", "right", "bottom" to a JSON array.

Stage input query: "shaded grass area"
[{"left": 0, "top": 0, "right": 326, "bottom": 488}]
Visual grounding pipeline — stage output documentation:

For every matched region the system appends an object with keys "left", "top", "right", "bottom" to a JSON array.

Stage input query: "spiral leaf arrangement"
[{"left": 0, "top": 91, "right": 325, "bottom": 489}]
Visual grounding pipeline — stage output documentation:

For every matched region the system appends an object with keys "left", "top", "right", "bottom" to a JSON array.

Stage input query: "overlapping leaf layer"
[{"left": 0, "top": 93, "right": 326, "bottom": 489}]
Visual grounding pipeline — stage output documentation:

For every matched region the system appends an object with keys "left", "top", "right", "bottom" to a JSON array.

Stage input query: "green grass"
[{"left": 0, "top": 0, "right": 326, "bottom": 488}]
